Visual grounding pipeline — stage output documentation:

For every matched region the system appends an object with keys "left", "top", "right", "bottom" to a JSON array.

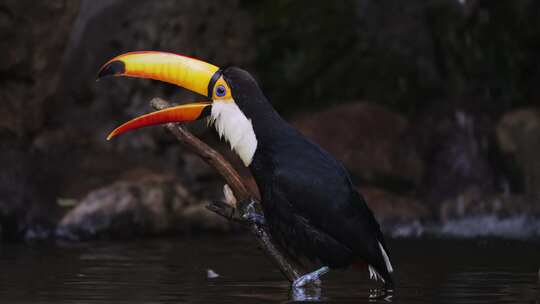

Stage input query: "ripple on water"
[{"left": 0, "top": 237, "right": 538, "bottom": 303}]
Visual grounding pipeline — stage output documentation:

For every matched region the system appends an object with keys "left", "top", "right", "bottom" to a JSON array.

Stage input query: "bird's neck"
[
  {"left": 224, "top": 86, "right": 299, "bottom": 170},
  {"left": 210, "top": 100, "right": 258, "bottom": 167},
  {"left": 240, "top": 97, "right": 294, "bottom": 143},
  {"left": 210, "top": 97, "right": 293, "bottom": 168},
  {"left": 241, "top": 100, "right": 298, "bottom": 170}
]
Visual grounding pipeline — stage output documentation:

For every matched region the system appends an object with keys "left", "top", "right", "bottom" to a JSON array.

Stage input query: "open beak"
[
  {"left": 106, "top": 102, "right": 212, "bottom": 140},
  {"left": 97, "top": 51, "right": 221, "bottom": 140}
]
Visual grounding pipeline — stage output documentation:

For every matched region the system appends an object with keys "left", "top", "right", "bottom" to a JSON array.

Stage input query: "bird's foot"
[
  {"left": 243, "top": 212, "right": 266, "bottom": 225},
  {"left": 207, "top": 197, "right": 266, "bottom": 225},
  {"left": 242, "top": 201, "right": 266, "bottom": 225},
  {"left": 292, "top": 266, "right": 330, "bottom": 288}
]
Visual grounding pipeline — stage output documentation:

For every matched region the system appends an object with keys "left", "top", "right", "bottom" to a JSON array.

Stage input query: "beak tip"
[
  {"left": 106, "top": 132, "right": 116, "bottom": 141},
  {"left": 97, "top": 60, "right": 126, "bottom": 80}
]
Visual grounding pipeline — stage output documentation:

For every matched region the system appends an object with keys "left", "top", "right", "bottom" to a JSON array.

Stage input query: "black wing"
[{"left": 272, "top": 138, "right": 393, "bottom": 282}]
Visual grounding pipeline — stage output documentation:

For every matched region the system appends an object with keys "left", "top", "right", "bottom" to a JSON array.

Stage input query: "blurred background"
[{"left": 1, "top": 0, "right": 540, "bottom": 242}]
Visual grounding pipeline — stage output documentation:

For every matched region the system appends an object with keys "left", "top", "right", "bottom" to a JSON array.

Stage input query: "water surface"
[{"left": 0, "top": 237, "right": 538, "bottom": 303}]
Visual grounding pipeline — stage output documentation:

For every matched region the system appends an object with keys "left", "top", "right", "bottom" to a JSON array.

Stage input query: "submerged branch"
[{"left": 150, "top": 97, "right": 303, "bottom": 282}]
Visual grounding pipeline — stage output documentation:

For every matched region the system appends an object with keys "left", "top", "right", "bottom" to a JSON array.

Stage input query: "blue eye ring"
[{"left": 215, "top": 85, "right": 226, "bottom": 97}]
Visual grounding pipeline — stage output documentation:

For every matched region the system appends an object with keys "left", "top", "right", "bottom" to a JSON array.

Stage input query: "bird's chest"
[
  {"left": 249, "top": 148, "right": 355, "bottom": 268},
  {"left": 249, "top": 146, "right": 340, "bottom": 218}
]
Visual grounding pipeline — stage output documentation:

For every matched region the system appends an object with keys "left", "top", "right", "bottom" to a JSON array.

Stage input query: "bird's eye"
[{"left": 215, "top": 85, "right": 226, "bottom": 97}]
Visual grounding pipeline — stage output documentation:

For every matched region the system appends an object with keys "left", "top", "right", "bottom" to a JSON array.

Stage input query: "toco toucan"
[{"left": 98, "top": 51, "right": 394, "bottom": 288}]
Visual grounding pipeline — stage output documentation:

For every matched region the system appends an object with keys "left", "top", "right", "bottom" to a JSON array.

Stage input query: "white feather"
[
  {"left": 368, "top": 265, "right": 385, "bottom": 282},
  {"left": 367, "top": 243, "right": 393, "bottom": 282},
  {"left": 209, "top": 100, "right": 258, "bottom": 166},
  {"left": 378, "top": 241, "right": 394, "bottom": 273}
]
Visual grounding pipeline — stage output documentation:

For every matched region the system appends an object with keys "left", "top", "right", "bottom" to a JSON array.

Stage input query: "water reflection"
[
  {"left": 289, "top": 286, "right": 322, "bottom": 302},
  {"left": 0, "top": 237, "right": 538, "bottom": 303},
  {"left": 288, "top": 286, "right": 392, "bottom": 302}
]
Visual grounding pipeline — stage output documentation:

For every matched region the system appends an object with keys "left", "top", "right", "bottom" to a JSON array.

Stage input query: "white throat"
[{"left": 209, "top": 99, "right": 258, "bottom": 166}]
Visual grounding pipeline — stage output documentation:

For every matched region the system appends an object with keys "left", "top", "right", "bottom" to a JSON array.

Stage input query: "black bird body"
[{"left": 225, "top": 68, "right": 394, "bottom": 286}]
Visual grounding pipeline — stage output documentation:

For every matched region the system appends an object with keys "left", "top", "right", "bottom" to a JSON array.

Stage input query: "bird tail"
[{"left": 367, "top": 241, "right": 394, "bottom": 289}]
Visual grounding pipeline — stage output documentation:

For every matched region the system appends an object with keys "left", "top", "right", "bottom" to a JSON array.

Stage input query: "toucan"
[{"left": 98, "top": 51, "right": 394, "bottom": 288}]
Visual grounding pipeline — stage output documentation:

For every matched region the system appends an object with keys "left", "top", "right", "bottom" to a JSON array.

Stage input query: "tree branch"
[{"left": 150, "top": 97, "right": 303, "bottom": 282}]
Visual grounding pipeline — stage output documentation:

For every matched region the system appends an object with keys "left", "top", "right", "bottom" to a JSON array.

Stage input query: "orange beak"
[
  {"left": 97, "top": 51, "right": 221, "bottom": 140},
  {"left": 106, "top": 102, "right": 212, "bottom": 140}
]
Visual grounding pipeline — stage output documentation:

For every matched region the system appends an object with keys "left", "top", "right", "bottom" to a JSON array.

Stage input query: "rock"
[
  {"left": 0, "top": 141, "right": 61, "bottom": 241},
  {"left": 181, "top": 204, "right": 230, "bottom": 233},
  {"left": 497, "top": 108, "right": 540, "bottom": 199},
  {"left": 293, "top": 102, "right": 423, "bottom": 188},
  {"left": 412, "top": 108, "right": 503, "bottom": 204},
  {"left": 57, "top": 173, "right": 232, "bottom": 240},
  {"left": 438, "top": 190, "right": 540, "bottom": 224},
  {"left": 0, "top": 1, "right": 80, "bottom": 241},
  {"left": 0, "top": 1, "right": 80, "bottom": 137},
  {"left": 360, "top": 186, "right": 429, "bottom": 225}
]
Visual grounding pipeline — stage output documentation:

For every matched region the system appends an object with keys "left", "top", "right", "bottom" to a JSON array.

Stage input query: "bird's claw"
[
  {"left": 242, "top": 201, "right": 266, "bottom": 225},
  {"left": 207, "top": 200, "right": 266, "bottom": 226},
  {"left": 292, "top": 266, "right": 329, "bottom": 288},
  {"left": 242, "top": 212, "right": 266, "bottom": 225}
]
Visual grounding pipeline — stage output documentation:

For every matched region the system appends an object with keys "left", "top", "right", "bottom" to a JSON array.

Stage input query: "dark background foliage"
[
  {"left": 1, "top": 0, "right": 539, "bottom": 240},
  {"left": 247, "top": 0, "right": 540, "bottom": 115}
]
